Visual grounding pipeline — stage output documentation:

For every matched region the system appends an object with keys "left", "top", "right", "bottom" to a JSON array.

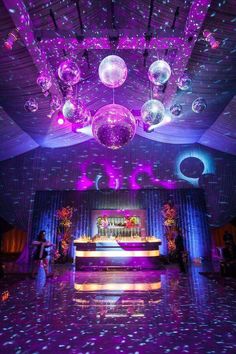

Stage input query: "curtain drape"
[
  {"left": 1, "top": 227, "right": 27, "bottom": 253},
  {"left": 211, "top": 224, "right": 236, "bottom": 247}
]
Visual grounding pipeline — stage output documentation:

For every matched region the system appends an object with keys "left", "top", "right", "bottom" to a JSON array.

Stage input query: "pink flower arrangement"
[
  {"left": 161, "top": 202, "right": 178, "bottom": 254},
  {"left": 55, "top": 206, "right": 74, "bottom": 261},
  {"left": 56, "top": 206, "right": 73, "bottom": 222}
]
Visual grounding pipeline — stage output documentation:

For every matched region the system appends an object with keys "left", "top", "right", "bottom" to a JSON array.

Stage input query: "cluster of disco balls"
[
  {"left": 24, "top": 55, "right": 207, "bottom": 149},
  {"left": 139, "top": 60, "right": 172, "bottom": 131}
]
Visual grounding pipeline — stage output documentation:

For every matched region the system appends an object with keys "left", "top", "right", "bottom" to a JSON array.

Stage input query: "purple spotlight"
[{"left": 57, "top": 111, "right": 65, "bottom": 125}]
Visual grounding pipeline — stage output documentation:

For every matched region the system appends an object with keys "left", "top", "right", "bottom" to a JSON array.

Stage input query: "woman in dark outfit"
[
  {"left": 31, "top": 230, "right": 53, "bottom": 277},
  {"left": 175, "top": 230, "right": 186, "bottom": 273}
]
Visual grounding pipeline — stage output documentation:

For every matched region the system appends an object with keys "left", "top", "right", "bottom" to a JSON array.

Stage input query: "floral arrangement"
[
  {"left": 161, "top": 202, "right": 178, "bottom": 253},
  {"left": 56, "top": 206, "right": 73, "bottom": 228},
  {"left": 55, "top": 206, "right": 74, "bottom": 261},
  {"left": 97, "top": 216, "right": 109, "bottom": 229},
  {"left": 125, "top": 216, "right": 138, "bottom": 228}
]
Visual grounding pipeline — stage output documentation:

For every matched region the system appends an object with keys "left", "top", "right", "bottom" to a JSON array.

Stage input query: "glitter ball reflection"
[
  {"left": 24, "top": 98, "right": 38, "bottom": 112},
  {"left": 92, "top": 104, "right": 136, "bottom": 149},
  {"left": 170, "top": 104, "right": 182, "bottom": 116},
  {"left": 141, "top": 99, "right": 165, "bottom": 126},
  {"left": 177, "top": 74, "right": 192, "bottom": 91},
  {"left": 148, "top": 60, "right": 171, "bottom": 85},
  {"left": 98, "top": 55, "right": 128, "bottom": 88},
  {"left": 36, "top": 74, "right": 52, "bottom": 93},
  {"left": 192, "top": 97, "right": 207, "bottom": 113},
  {"left": 63, "top": 98, "right": 91, "bottom": 127},
  {"left": 58, "top": 60, "right": 81, "bottom": 86}
]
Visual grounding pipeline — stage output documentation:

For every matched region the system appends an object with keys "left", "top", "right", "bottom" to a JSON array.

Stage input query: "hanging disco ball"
[
  {"left": 62, "top": 98, "right": 91, "bottom": 127},
  {"left": 148, "top": 60, "right": 171, "bottom": 85},
  {"left": 58, "top": 60, "right": 81, "bottom": 86},
  {"left": 177, "top": 74, "right": 192, "bottom": 91},
  {"left": 24, "top": 98, "right": 38, "bottom": 112},
  {"left": 98, "top": 55, "right": 128, "bottom": 88},
  {"left": 92, "top": 104, "right": 136, "bottom": 149},
  {"left": 192, "top": 97, "right": 207, "bottom": 113},
  {"left": 170, "top": 103, "right": 182, "bottom": 116},
  {"left": 50, "top": 96, "right": 62, "bottom": 112},
  {"left": 36, "top": 74, "right": 52, "bottom": 93},
  {"left": 141, "top": 99, "right": 165, "bottom": 126}
]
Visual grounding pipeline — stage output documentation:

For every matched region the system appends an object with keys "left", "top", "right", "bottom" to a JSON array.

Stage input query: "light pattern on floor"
[{"left": 0, "top": 265, "right": 236, "bottom": 353}]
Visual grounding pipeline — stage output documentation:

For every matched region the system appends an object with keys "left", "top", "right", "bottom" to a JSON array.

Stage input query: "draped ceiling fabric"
[
  {"left": 0, "top": 1, "right": 235, "bottom": 236},
  {"left": 31, "top": 189, "right": 211, "bottom": 259},
  {"left": 0, "top": 0, "right": 235, "bottom": 159}
]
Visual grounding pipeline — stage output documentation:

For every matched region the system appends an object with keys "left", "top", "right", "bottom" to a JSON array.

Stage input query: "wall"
[{"left": 0, "top": 136, "right": 236, "bottom": 231}]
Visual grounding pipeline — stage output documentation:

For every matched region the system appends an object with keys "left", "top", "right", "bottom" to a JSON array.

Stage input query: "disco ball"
[
  {"left": 141, "top": 99, "right": 165, "bottom": 126},
  {"left": 50, "top": 96, "right": 62, "bottom": 112},
  {"left": 192, "top": 97, "right": 207, "bottom": 113},
  {"left": 63, "top": 98, "right": 91, "bottom": 127},
  {"left": 170, "top": 103, "right": 182, "bottom": 116},
  {"left": 148, "top": 60, "right": 171, "bottom": 85},
  {"left": 24, "top": 98, "right": 38, "bottom": 112},
  {"left": 92, "top": 104, "right": 136, "bottom": 149},
  {"left": 36, "top": 74, "right": 52, "bottom": 93},
  {"left": 177, "top": 74, "right": 192, "bottom": 91},
  {"left": 58, "top": 60, "right": 81, "bottom": 86},
  {"left": 98, "top": 55, "right": 127, "bottom": 88}
]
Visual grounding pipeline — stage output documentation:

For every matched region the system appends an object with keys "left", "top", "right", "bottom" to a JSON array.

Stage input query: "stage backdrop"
[{"left": 31, "top": 189, "right": 210, "bottom": 259}]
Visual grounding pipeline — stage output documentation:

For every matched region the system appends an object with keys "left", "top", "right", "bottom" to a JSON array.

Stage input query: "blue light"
[{"left": 176, "top": 149, "right": 215, "bottom": 186}]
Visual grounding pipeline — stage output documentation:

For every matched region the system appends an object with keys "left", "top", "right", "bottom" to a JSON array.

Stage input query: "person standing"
[
  {"left": 175, "top": 230, "right": 186, "bottom": 273},
  {"left": 31, "top": 230, "right": 53, "bottom": 278}
]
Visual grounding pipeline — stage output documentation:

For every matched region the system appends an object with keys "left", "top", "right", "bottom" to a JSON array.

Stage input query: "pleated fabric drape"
[{"left": 1, "top": 227, "right": 27, "bottom": 253}]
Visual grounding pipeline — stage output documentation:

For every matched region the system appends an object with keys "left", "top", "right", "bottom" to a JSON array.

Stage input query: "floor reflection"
[
  {"left": 0, "top": 265, "right": 236, "bottom": 353},
  {"left": 73, "top": 271, "right": 162, "bottom": 320}
]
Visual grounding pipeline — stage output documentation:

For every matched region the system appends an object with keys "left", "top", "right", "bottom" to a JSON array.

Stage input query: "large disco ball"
[
  {"left": 36, "top": 74, "right": 52, "bottom": 93},
  {"left": 62, "top": 98, "right": 91, "bottom": 127},
  {"left": 148, "top": 60, "right": 171, "bottom": 85},
  {"left": 141, "top": 99, "right": 165, "bottom": 126},
  {"left": 98, "top": 55, "right": 127, "bottom": 88},
  {"left": 58, "top": 60, "right": 81, "bottom": 86},
  {"left": 170, "top": 103, "right": 182, "bottom": 116},
  {"left": 92, "top": 104, "right": 136, "bottom": 149},
  {"left": 24, "top": 98, "right": 38, "bottom": 112},
  {"left": 177, "top": 74, "right": 192, "bottom": 91},
  {"left": 192, "top": 97, "right": 207, "bottom": 113}
]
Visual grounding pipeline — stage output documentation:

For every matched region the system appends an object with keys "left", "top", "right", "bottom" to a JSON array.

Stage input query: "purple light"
[
  {"left": 57, "top": 111, "right": 65, "bottom": 125},
  {"left": 57, "top": 118, "right": 65, "bottom": 125}
]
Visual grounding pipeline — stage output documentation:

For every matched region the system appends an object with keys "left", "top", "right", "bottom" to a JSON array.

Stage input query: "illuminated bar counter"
[{"left": 74, "top": 236, "right": 162, "bottom": 270}]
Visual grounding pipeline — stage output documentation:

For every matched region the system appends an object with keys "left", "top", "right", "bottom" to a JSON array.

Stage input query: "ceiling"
[{"left": 0, "top": 0, "right": 235, "bottom": 162}]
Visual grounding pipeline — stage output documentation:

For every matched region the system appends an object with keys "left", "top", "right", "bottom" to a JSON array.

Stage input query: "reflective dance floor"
[{"left": 0, "top": 265, "right": 236, "bottom": 353}]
